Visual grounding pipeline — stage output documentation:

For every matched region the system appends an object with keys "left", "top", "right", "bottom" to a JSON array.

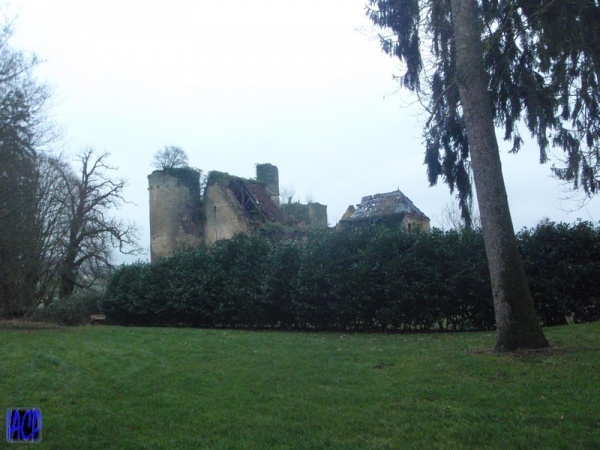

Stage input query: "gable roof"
[{"left": 343, "top": 190, "right": 429, "bottom": 222}]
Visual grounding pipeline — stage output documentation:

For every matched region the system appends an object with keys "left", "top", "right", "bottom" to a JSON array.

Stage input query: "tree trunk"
[
  {"left": 58, "top": 239, "right": 79, "bottom": 299},
  {"left": 450, "top": 0, "right": 549, "bottom": 351}
]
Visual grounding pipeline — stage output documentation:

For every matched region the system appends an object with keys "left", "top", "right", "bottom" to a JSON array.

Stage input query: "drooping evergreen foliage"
[
  {"left": 367, "top": 0, "right": 600, "bottom": 221},
  {"left": 101, "top": 222, "right": 600, "bottom": 331},
  {"left": 516, "top": 0, "right": 600, "bottom": 194}
]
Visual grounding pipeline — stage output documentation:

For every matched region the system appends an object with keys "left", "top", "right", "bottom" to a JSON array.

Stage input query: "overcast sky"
[{"left": 6, "top": 0, "right": 599, "bottom": 263}]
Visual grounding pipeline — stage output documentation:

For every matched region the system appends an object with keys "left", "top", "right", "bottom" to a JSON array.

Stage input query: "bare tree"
[
  {"left": 151, "top": 145, "right": 189, "bottom": 170},
  {"left": 55, "top": 149, "right": 142, "bottom": 298},
  {"left": 280, "top": 185, "right": 296, "bottom": 205},
  {"left": 436, "top": 202, "right": 481, "bottom": 231},
  {"left": 29, "top": 155, "right": 74, "bottom": 305}
]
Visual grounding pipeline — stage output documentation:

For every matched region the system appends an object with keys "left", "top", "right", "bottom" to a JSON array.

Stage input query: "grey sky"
[{"left": 7, "top": 0, "right": 599, "bottom": 263}]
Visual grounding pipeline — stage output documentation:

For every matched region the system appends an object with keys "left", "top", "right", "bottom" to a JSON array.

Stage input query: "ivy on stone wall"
[
  {"left": 206, "top": 170, "right": 234, "bottom": 186},
  {"left": 255, "top": 163, "right": 278, "bottom": 187},
  {"left": 163, "top": 167, "right": 202, "bottom": 198}
]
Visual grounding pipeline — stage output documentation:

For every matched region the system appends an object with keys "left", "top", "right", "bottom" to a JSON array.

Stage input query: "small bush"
[{"left": 30, "top": 290, "right": 102, "bottom": 325}]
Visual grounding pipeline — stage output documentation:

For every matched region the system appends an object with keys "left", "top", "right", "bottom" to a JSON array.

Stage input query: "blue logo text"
[{"left": 6, "top": 408, "right": 42, "bottom": 443}]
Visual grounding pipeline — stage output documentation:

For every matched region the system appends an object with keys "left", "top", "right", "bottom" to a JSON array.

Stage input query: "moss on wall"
[
  {"left": 161, "top": 167, "right": 202, "bottom": 198},
  {"left": 206, "top": 170, "right": 234, "bottom": 186}
]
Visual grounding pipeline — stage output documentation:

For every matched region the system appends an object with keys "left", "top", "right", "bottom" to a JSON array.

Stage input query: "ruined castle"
[{"left": 148, "top": 163, "right": 327, "bottom": 262}]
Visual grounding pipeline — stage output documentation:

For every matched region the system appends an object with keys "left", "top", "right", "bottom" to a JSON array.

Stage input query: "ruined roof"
[
  {"left": 343, "top": 190, "right": 429, "bottom": 222},
  {"left": 243, "top": 180, "right": 284, "bottom": 223},
  {"left": 214, "top": 177, "right": 283, "bottom": 224}
]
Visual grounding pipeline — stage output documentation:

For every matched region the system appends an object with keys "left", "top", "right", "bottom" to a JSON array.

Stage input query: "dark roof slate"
[{"left": 344, "top": 190, "right": 429, "bottom": 221}]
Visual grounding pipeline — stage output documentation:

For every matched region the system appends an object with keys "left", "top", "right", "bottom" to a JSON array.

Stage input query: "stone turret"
[{"left": 148, "top": 168, "right": 203, "bottom": 262}]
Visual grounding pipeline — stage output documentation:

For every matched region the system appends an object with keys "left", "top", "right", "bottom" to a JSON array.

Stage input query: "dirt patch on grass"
[{"left": 0, "top": 319, "right": 64, "bottom": 331}]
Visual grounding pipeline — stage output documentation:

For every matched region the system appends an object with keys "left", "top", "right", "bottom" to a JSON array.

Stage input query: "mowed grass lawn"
[{"left": 1, "top": 322, "right": 599, "bottom": 449}]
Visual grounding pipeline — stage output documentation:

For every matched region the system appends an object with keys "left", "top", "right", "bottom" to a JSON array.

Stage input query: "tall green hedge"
[
  {"left": 100, "top": 221, "right": 600, "bottom": 331},
  {"left": 519, "top": 220, "right": 600, "bottom": 325}
]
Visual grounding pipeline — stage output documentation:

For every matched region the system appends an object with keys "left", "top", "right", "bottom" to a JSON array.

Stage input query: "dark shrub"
[
  {"left": 30, "top": 290, "right": 102, "bottom": 325},
  {"left": 100, "top": 261, "right": 152, "bottom": 325},
  {"left": 519, "top": 220, "right": 600, "bottom": 325},
  {"left": 263, "top": 239, "right": 303, "bottom": 328}
]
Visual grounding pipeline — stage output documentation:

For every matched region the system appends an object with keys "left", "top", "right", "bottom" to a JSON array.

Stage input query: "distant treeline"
[{"left": 100, "top": 221, "right": 600, "bottom": 331}]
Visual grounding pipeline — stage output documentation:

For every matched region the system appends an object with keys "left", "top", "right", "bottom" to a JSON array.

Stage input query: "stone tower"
[
  {"left": 148, "top": 168, "right": 203, "bottom": 262},
  {"left": 256, "top": 163, "right": 280, "bottom": 206}
]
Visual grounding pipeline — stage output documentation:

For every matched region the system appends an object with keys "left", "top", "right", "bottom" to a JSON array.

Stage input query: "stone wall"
[
  {"left": 308, "top": 202, "right": 328, "bottom": 228},
  {"left": 403, "top": 213, "right": 431, "bottom": 232},
  {"left": 202, "top": 182, "right": 251, "bottom": 246}
]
